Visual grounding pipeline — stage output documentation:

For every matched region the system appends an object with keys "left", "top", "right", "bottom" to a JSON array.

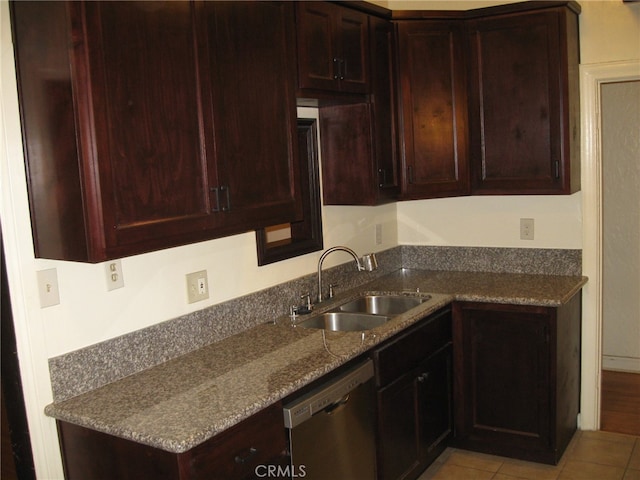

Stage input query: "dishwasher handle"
[{"left": 324, "top": 393, "right": 350, "bottom": 415}]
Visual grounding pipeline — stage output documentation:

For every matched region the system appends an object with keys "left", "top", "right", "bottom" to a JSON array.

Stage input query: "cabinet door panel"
[
  {"left": 377, "top": 375, "right": 421, "bottom": 480},
  {"left": 418, "top": 347, "right": 452, "bottom": 458},
  {"left": 295, "top": 2, "right": 336, "bottom": 91},
  {"left": 468, "top": 11, "right": 563, "bottom": 193},
  {"left": 206, "top": 1, "right": 301, "bottom": 230},
  {"left": 397, "top": 21, "right": 469, "bottom": 199},
  {"left": 454, "top": 303, "right": 552, "bottom": 455},
  {"left": 370, "top": 17, "right": 400, "bottom": 201},
  {"left": 77, "top": 1, "right": 213, "bottom": 256},
  {"left": 336, "top": 8, "right": 369, "bottom": 94}
]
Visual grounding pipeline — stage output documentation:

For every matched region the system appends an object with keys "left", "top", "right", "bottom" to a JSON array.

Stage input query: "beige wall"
[{"left": 1, "top": 1, "right": 639, "bottom": 477}]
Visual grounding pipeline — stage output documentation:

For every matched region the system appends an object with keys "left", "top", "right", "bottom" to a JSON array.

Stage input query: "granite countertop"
[{"left": 45, "top": 268, "right": 587, "bottom": 454}]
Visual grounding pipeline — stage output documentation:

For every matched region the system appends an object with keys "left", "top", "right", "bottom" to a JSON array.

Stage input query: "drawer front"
[
  {"left": 372, "top": 307, "right": 451, "bottom": 388},
  {"left": 185, "top": 402, "right": 288, "bottom": 480}
]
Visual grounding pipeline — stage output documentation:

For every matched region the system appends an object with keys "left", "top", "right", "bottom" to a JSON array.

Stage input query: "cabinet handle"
[
  {"left": 378, "top": 168, "right": 386, "bottom": 188},
  {"left": 210, "top": 187, "right": 220, "bottom": 212},
  {"left": 407, "top": 166, "right": 414, "bottom": 184},
  {"left": 417, "top": 372, "right": 430, "bottom": 383},
  {"left": 339, "top": 59, "right": 345, "bottom": 80},
  {"left": 333, "top": 58, "right": 339, "bottom": 79},
  {"left": 219, "top": 185, "right": 231, "bottom": 212},
  {"left": 234, "top": 447, "right": 258, "bottom": 464}
]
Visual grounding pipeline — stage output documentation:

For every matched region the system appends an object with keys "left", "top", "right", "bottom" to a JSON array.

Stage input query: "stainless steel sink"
[
  {"left": 334, "top": 295, "right": 429, "bottom": 316},
  {"left": 297, "top": 312, "right": 391, "bottom": 332}
]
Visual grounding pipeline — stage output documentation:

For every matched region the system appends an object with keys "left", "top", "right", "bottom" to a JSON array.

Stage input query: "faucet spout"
[{"left": 316, "top": 246, "right": 377, "bottom": 303}]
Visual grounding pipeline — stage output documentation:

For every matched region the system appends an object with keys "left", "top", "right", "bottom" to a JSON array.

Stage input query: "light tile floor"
[{"left": 418, "top": 431, "right": 640, "bottom": 480}]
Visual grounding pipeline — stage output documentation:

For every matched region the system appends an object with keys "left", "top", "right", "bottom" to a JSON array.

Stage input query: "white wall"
[{"left": 2, "top": 1, "right": 639, "bottom": 478}]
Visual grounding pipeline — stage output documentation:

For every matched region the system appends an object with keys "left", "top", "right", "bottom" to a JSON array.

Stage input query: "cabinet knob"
[
  {"left": 417, "top": 372, "right": 430, "bottom": 383},
  {"left": 234, "top": 446, "right": 258, "bottom": 464}
]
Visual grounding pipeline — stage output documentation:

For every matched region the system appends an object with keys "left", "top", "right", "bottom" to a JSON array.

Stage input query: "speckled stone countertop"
[{"left": 44, "top": 268, "right": 586, "bottom": 453}]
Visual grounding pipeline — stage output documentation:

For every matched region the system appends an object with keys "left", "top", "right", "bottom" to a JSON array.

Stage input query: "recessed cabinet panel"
[
  {"left": 336, "top": 8, "right": 369, "bottom": 93},
  {"left": 396, "top": 20, "right": 470, "bottom": 199},
  {"left": 295, "top": 2, "right": 335, "bottom": 91}
]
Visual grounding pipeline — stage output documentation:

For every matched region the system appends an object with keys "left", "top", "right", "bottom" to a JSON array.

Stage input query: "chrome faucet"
[{"left": 316, "top": 246, "right": 378, "bottom": 303}]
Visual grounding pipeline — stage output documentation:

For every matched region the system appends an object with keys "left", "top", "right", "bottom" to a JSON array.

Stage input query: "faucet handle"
[
  {"left": 328, "top": 283, "right": 338, "bottom": 299},
  {"left": 299, "top": 292, "right": 313, "bottom": 312},
  {"left": 361, "top": 253, "right": 378, "bottom": 272}
]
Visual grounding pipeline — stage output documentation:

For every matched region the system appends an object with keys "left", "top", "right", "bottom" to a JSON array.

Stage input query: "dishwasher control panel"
[{"left": 283, "top": 360, "right": 374, "bottom": 429}]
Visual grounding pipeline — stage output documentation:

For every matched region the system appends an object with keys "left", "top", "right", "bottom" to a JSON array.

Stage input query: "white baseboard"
[{"left": 602, "top": 355, "right": 640, "bottom": 373}]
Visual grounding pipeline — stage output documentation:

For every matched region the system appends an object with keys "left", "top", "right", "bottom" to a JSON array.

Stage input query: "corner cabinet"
[
  {"left": 466, "top": 3, "right": 581, "bottom": 194},
  {"left": 319, "top": 18, "right": 400, "bottom": 206},
  {"left": 11, "top": 1, "right": 301, "bottom": 262},
  {"left": 371, "top": 307, "right": 453, "bottom": 480},
  {"left": 395, "top": 20, "right": 470, "bottom": 199},
  {"left": 295, "top": 1, "right": 369, "bottom": 95},
  {"left": 452, "top": 293, "right": 581, "bottom": 465}
]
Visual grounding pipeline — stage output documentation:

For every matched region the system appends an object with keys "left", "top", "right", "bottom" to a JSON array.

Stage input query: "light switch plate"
[
  {"left": 520, "top": 218, "right": 535, "bottom": 240},
  {"left": 186, "top": 270, "right": 209, "bottom": 304},
  {"left": 37, "top": 268, "right": 60, "bottom": 308}
]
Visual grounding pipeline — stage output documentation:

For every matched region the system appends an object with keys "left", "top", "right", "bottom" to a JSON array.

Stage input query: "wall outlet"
[
  {"left": 105, "top": 259, "right": 125, "bottom": 291},
  {"left": 520, "top": 218, "right": 535, "bottom": 240},
  {"left": 37, "top": 268, "right": 60, "bottom": 308},
  {"left": 375, "top": 223, "right": 383, "bottom": 245},
  {"left": 186, "top": 270, "right": 209, "bottom": 304}
]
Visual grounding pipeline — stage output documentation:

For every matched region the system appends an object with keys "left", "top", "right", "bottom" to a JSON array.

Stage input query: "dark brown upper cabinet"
[
  {"left": 295, "top": 2, "right": 370, "bottom": 96},
  {"left": 466, "top": 3, "right": 581, "bottom": 194},
  {"left": 396, "top": 19, "right": 470, "bottom": 199},
  {"left": 11, "top": 1, "right": 301, "bottom": 262},
  {"left": 319, "top": 17, "right": 400, "bottom": 206}
]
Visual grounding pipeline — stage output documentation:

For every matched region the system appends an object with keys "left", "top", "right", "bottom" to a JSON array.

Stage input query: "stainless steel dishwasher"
[{"left": 283, "top": 359, "right": 376, "bottom": 480}]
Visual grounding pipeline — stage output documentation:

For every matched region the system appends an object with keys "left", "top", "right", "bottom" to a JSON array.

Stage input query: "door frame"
[{"left": 580, "top": 60, "right": 640, "bottom": 430}]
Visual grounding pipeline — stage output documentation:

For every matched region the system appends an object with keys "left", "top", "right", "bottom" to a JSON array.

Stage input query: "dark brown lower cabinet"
[
  {"left": 57, "top": 402, "right": 289, "bottom": 480},
  {"left": 372, "top": 307, "right": 453, "bottom": 480},
  {"left": 452, "top": 294, "right": 582, "bottom": 465}
]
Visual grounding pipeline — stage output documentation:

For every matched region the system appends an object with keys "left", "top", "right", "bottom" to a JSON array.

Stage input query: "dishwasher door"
[{"left": 283, "top": 360, "right": 376, "bottom": 480}]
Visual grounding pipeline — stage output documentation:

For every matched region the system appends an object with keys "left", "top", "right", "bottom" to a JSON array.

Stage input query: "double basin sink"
[{"left": 296, "top": 294, "right": 430, "bottom": 332}]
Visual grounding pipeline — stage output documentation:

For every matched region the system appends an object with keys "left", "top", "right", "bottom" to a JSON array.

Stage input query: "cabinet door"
[
  {"left": 417, "top": 346, "right": 453, "bottom": 466},
  {"left": 295, "top": 2, "right": 369, "bottom": 94},
  {"left": 453, "top": 303, "right": 552, "bottom": 457},
  {"left": 467, "top": 9, "right": 579, "bottom": 194},
  {"left": 72, "top": 1, "right": 215, "bottom": 260},
  {"left": 377, "top": 370, "right": 421, "bottom": 480},
  {"left": 335, "top": 7, "right": 369, "bottom": 94},
  {"left": 396, "top": 20, "right": 469, "bottom": 200},
  {"left": 205, "top": 1, "right": 302, "bottom": 232},
  {"left": 370, "top": 16, "right": 400, "bottom": 202},
  {"left": 377, "top": 348, "right": 452, "bottom": 480},
  {"left": 295, "top": 2, "right": 336, "bottom": 92},
  {"left": 320, "top": 103, "right": 374, "bottom": 205}
]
